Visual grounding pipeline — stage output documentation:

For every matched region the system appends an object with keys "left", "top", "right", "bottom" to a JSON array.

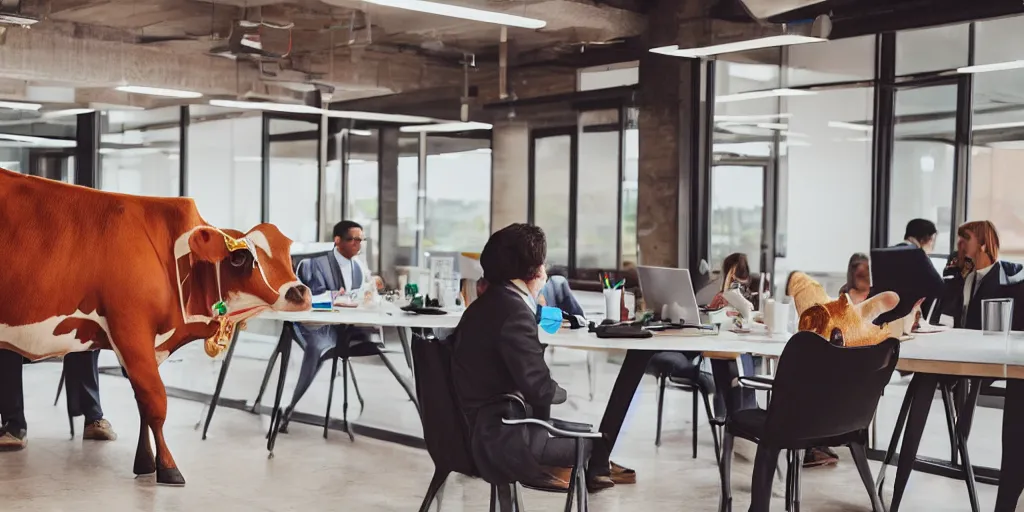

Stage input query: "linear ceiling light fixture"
[
  {"left": 0, "top": 100, "right": 41, "bottom": 111},
  {"left": 400, "top": 121, "right": 493, "bottom": 133},
  {"left": 651, "top": 15, "right": 829, "bottom": 58},
  {"left": 716, "top": 88, "right": 816, "bottom": 103},
  {"left": 974, "top": 121, "right": 1024, "bottom": 131},
  {"left": 828, "top": 121, "right": 873, "bottom": 132},
  {"left": 115, "top": 85, "right": 203, "bottom": 98},
  {"left": 957, "top": 60, "right": 1024, "bottom": 74},
  {"left": 327, "top": 110, "right": 438, "bottom": 124},
  {"left": 209, "top": 99, "right": 321, "bottom": 114},
  {"left": 363, "top": 0, "right": 546, "bottom": 29}
]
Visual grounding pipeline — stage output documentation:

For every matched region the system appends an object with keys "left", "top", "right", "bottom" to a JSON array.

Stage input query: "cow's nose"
[{"left": 285, "top": 284, "right": 310, "bottom": 304}]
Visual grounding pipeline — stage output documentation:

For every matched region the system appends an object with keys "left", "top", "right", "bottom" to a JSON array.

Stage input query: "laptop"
[{"left": 637, "top": 265, "right": 703, "bottom": 326}]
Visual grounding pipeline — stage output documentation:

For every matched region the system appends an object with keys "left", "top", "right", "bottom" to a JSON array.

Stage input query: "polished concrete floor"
[{"left": 2, "top": 332, "right": 1016, "bottom": 511}]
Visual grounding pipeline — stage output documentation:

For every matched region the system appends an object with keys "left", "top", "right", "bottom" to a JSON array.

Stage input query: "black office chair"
[
  {"left": 413, "top": 332, "right": 598, "bottom": 512},
  {"left": 646, "top": 352, "right": 719, "bottom": 460},
  {"left": 718, "top": 331, "right": 899, "bottom": 512}
]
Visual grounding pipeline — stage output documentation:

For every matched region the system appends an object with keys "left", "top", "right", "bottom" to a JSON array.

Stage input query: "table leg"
[
  {"left": 589, "top": 349, "right": 653, "bottom": 476},
  {"left": 890, "top": 373, "right": 939, "bottom": 512},
  {"left": 266, "top": 323, "right": 294, "bottom": 457},
  {"left": 996, "top": 378, "right": 1024, "bottom": 512},
  {"left": 876, "top": 373, "right": 917, "bottom": 503},
  {"left": 200, "top": 328, "right": 241, "bottom": 440}
]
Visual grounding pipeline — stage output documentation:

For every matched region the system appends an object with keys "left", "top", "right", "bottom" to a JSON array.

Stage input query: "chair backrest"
[
  {"left": 412, "top": 332, "right": 478, "bottom": 477},
  {"left": 763, "top": 331, "right": 899, "bottom": 446},
  {"left": 291, "top": 250, "right": 330, "bottom": 273}
]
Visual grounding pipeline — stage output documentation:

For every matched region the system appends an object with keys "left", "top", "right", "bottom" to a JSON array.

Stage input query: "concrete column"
[
  {"left": 490, "top": 121, "right": 530, "bottom": 233},
  {"left": 378, "top": 127, "right": 400, "bottom": 285}
]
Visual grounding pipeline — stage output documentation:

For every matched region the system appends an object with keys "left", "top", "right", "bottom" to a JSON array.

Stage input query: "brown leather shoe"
[
  {"left": 520, "top": 467, "right": 570, "bottom": 492},
  {"left": 586, "top": 474, "right": 615, "bottom": 493},
  {"left": 0, "top": 425, "right": 26, "bottom": 452},
  {"left": 83, "top": 419, "right": 117, "bottom": 441},
  {"left": 610, "top": 461, "right": 636, "bottom": 484}
]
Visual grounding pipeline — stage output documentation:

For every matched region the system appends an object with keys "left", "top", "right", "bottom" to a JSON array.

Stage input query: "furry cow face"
[{"left": 181, "top": 224, "right": 311, "bottom": 323}]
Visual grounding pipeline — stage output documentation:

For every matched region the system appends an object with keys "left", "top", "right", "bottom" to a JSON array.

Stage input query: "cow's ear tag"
[{"left": 212, "top": 301, "right": 227, "bottom": 317}]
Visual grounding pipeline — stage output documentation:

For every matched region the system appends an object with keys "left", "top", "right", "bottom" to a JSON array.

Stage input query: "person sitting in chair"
[
  {"left": 277, "top": 220, "right": 383, "bottom": 432},
  {"left": 452, "top": 224, "right": 629, "bottom": 493},
  {"left": 0, "top": 351, "right": 117, "bottom": 450}
]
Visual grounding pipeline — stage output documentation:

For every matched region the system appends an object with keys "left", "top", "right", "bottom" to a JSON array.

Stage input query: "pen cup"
[{"left": 603, "top": 288, "right": 623, "bottom": 322}]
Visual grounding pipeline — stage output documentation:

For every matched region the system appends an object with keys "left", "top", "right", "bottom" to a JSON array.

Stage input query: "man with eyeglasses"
[{"left": 278, "top": 220, "right": 382, "bottom": 432}]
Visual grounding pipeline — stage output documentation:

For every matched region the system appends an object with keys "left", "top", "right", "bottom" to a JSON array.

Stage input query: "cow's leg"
[
  {"left": 133, "top": 406, "right": 156, "bottom": 476},
  {"left": 119, "top": 344, "right": 184, "bottom": 486}
]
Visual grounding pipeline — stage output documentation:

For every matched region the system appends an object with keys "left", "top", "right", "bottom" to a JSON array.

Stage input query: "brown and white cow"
[{"left": 0, "top": 168, "right": 311, "bottom": 485}]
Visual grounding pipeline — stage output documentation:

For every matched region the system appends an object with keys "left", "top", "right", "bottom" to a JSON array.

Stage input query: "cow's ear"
[
  {"left": 189, "top": 228, "right": 230, "bottom": 263},
  {"left": 798, "top": 304, "right": 831, "bottom": 335}
]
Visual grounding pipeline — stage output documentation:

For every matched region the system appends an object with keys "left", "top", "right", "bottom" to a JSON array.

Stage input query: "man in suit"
[
  {"left": 0, "top": 351, "right": 117, "bottom": 450},
  {"left": 277, "top": 220, "right": 382, "bottom": 432},
  {"left": 897, "top": 218, "right": 938, "bottom": 253}
]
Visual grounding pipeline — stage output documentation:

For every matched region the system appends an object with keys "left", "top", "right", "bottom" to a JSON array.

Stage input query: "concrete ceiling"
[{"left": 0, "top": 0, "right": 645, "bottom": 117}]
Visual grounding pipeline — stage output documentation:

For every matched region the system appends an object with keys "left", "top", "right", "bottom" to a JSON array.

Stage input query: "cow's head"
[{"left": 180, "top": 224, "right": 311, "bottom": 323}]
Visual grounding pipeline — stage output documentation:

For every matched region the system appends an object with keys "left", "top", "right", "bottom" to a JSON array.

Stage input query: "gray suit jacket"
[{"left": 294, "top": 253, "right": 374, "bottom": 357}]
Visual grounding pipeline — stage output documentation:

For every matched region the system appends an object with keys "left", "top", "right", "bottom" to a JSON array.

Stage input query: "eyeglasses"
[{"left": 344, "top": 237, "right": 367, "bottom": 243}]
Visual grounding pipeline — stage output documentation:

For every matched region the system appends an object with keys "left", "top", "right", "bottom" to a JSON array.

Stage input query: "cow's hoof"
[
  {"left": 156, "top": 468, "right": 186, "bottom": 486},
  {"left": 133, "top": 457, "right": 156, "bottom": 476}
]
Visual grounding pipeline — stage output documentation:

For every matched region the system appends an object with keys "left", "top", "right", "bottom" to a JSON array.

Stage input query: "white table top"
[
  {"left": 258, "top": 307, "right": 462, "bottom": 330},
  {"left": 542, "top": 327, "right": 1024, "bottom": 378}
]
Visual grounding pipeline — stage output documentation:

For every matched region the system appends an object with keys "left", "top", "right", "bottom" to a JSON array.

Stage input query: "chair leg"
[
  {"left": 750, "top": 445, "right": 780, "bottom": 512},
  {"left": 348, "top": 360, "right": 365, "bottom": 413},
  {"left": 692, "top": 387, "right": 699, "bottom": 459},
  {"left": 342, "top": 356, "right": 354, "bottom": 442},
  {"left": 418, "top": 470, "right": 449, "bottom": 512},
  {"left": 562, "top": 439, "right": 584, "bottom": 512},
  {"left": 851, "top": 442, "right": 884, "bottom": 512},
  {"left": 792, "top": 450, "right": 803, "bottom": 512},
  {"left": 718, "top": 432, "right": 734, "bottom": 512},
  {"left": 785, "top": 450, "right": 793, "bottom": 512},
  {"left": 700, "top": 388, "right": 722, "bottom": 464},
  {"left": 586, "top": 352, "right": 595, "bottom": 401},
  {"left": 324, "top": 352, "right": 340, "bottom": 440},
  {"left": 54, "top": 368, "right": 65, "bottom": 406},
  {"left": 513, "top": 482, "right": 526, "bottom": 512},
  {"left": 655, "top": 375, "right": 666, "bottom": 447},
  {"left": 495, "top": 483, "right": 514, "bottom": 512},
  {"left": 252, "top": 343, "right": 281, "bottom": 414},
  {"left": 490, "top": 484, "right": 498, "bottom": 512}
]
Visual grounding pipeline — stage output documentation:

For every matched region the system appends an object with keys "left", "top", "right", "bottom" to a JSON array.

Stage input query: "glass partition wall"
[{"left": 529, "top": 106, "right": 637, "bottom": 279}]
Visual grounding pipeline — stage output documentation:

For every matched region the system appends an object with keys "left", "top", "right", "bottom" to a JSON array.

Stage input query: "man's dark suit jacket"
[{"left": 451, "top": 283, "right": 559, "bottom": 485}]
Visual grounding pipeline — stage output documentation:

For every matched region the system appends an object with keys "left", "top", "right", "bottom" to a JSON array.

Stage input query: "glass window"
[
  {"left": 715, "top": 49, "right": 781, "bottom": 95},
  {"left": 532, "top": 133, "right": 571, "bottom": 268},
  {"left": 775, "top": 87, "right": 874, "bottom": 286},
  {"left": 267, "top": 117, "right": 319, "bottom": 243},
  {"left": 0, "top": 112, "right": 76, "bottom": 180},
  {"left": 187, "top": 106, "right": 262, "bottom": 230},
  {"left": 710, "top": 165, "right": 763, "bottom": 273},
  {"left": 100, "top": 107, "right": 180, "bottom": 196},
  {"left": 424, "top": 136, "right": 491, "bottom": 253},
  {"left": 974, "top": 15, "right": 1024, "bottom": 66},
  {"left": 621, "top": 118, "right": 638, "bottom": 268},
  {"left": 715, "top": 49, "right": 782, "bottom": 161},
  {"left": 971, "top": 68, "right": 1024, "bottom": 262},
  {"left": 785, "top": 36, "right": 875, "bottom": 87},
  {"left": 347, "top": 129, "right": 380, "bottom": 267},
  {"left": 896, "top": 24, "right": 969, "bottom": 75},
  {"left": 888, "top": 85, "right": 957, "bottom": 254},
  {"left": 576, "top": 109, "right": 620, "bottom": 270},
  {"left": 324, "top": 130, "right": 345, "bottom": 240}
]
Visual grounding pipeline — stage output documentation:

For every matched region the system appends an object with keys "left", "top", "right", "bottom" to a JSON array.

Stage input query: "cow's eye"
[
  {"left": 829, "top": 327, "right": 845, "bottom": 346},
  {"left": 229, "top": 250, "right": 253, "bottom": 268}
]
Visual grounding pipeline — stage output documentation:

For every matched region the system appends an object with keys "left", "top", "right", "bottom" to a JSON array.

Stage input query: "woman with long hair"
[{"left": 838, "top": 253, "right": 871, "bottom": 305}]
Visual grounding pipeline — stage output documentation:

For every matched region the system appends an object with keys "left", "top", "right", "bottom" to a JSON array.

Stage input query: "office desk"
[
  {"left": 199, "top": 306, "right": 462, "bottom": 452},
  {"left": 541, "top": 328, "right": 1024, "bottom": 512}
]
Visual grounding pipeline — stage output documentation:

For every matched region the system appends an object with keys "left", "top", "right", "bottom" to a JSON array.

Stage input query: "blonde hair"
[{"left": 958, "top": 221, "right": 1000, "bottom": 262}]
